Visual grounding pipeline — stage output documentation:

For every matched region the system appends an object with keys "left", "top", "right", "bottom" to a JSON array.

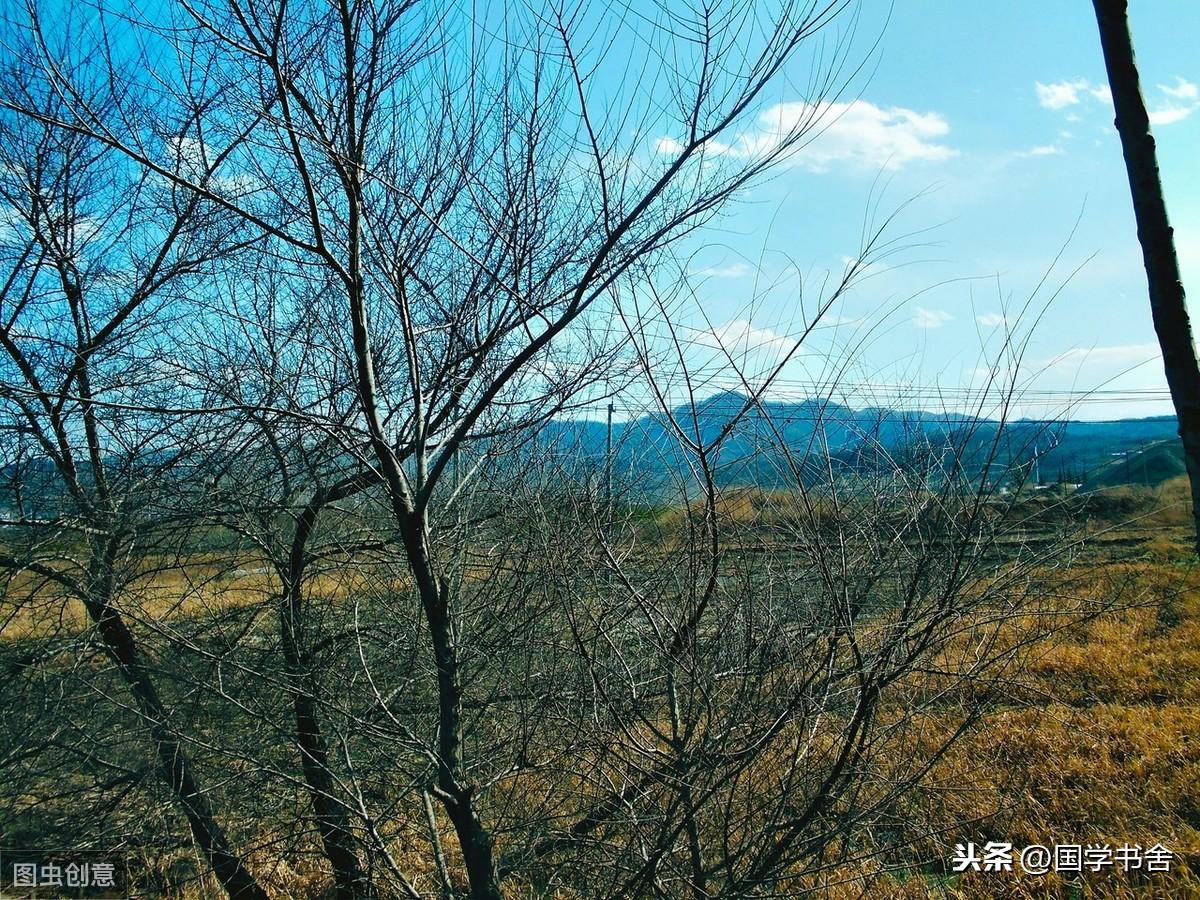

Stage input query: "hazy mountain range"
[{"left": 537, "top": 392, "right": 1184, "bottom": 491}]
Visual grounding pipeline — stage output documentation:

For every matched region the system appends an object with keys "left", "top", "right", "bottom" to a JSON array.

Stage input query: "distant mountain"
[
  {"left": 4, "top": 395, "right": 1181, "bottom": 513},
  {"left": 535, "top": 393, "right": 1183, "bottom": 492}
]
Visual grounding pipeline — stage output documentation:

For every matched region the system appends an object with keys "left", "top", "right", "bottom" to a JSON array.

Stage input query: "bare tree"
[
  {"left": 0, "top": 2, "right": 1124, "bottom": 899},
  {"left": 463, "top": 252, "right": 1108, "bottom": 897},
  {"left": 1092, "top": 0, "right": 1200, "bottom": 553},
  {"left": 0, "top": 29, "right": 267, "bottom": 899},
  {"left": 7, "top": 2, "right": 874, "bottom": 896}
]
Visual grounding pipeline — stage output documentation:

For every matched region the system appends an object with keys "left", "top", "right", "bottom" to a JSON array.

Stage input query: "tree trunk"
[
  {"left": 400, "top": 518, "right": 502, "bottom": 900},
  {"left": 1093, "top": 0, "right": 1200, "bottom": 553},
  {"left": 85, "top": 597, "right": 268, "bottom": 900},
  {"left": 281, "top": 583, "right": 373, "bottom": 900}
]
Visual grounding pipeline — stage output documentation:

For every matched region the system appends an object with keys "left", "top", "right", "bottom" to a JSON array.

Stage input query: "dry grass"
[
  {"left": 6, "top": 489, "right": 1199, "bottom": 897},
  {"left": 862, "top": 541, "right": 1200, "bottom": 898},
  {"left": 0, "top": 552, "right": 411, "bottom": 642}
]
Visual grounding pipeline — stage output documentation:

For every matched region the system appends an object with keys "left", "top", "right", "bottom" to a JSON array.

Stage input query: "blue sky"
[
  {"left": 26, "top": 0, "right": 1191, "bottom": 423},
  {"left": 649, "top": 1, "right": 1199, "bottom": 421}
]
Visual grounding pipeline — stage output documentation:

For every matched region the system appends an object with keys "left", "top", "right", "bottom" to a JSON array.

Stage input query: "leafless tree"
[
  {"left": 0, "top": 2, "right": 1121, "bottom": 898},
  {"left": 7, "top": 2, "right": 874, "bottom": 895},
  {"left": 0, "top": 26, "right": 268, "bottom": 898},
  {"left": 453, "top": 254, "right": 1107, "bottom": 897},
  {"left": 1091, "top": 0, "right": 1200, "bottom": 554}
]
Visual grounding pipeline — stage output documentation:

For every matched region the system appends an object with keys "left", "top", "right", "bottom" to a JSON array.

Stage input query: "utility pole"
[{"left": 605, "top": 402, "right": 614, "bottom": 536}]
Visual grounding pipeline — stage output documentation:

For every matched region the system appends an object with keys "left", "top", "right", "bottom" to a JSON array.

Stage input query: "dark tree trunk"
[
  {"left": 85, "top": 594, "right": 268, "bottom": 900},
  {"left": 1093, "top": 0, "right": 1200, "bottom": 553},
  {"left": 281, "top": 588, "right": 374, "bottom": 900},
  {"left": 281, "top": 499, "right": 373, "bottom": 900},
  {"left": 400, "top": 518, "right": 502, "bottom": 900}
]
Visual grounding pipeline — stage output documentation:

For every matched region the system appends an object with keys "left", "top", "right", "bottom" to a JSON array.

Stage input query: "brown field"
[
  {"left": 834, "top": 479, "right": 1200, "bottom": 898},
  {"left": 4, "top": 480, "right": 1199, "bottom": 898}
]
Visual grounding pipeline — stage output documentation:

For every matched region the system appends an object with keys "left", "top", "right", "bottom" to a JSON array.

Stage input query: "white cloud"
[
  {"left": 841, "top": 254, "right": 890, "bottom": 277},
  {"left": 1159, "top": 77, "right": 1198, "bottom": 101},
  {"left": 652, "top": 99, "right": 956, "bottom": 173},
  {"left": 1150, "top": 105, "right": 1196, "bottom": 126},
  {"left": 1035, "top": 79, "right": 1111, "bottom": 110},
  {"left": 692, "top": 262, "right": 752, "bottom": 278},
  {"left": 1148, "top": 77, "right": 1199, "bottom": 125},
  {"left": 655, "top": 136, "right": 685, "bottom": 155},
  {"left": 1018, "top": 144, "right": 1063, "bottom": 157},
  {"left": 977, "top": 312, "right": 1007, "bottom": 328},
  {"left": 1035, "top": 80, "right": 1090, "bottom": 110},
  {"left": 694, "top": 319, "right": 794, "bottom": 355},
  {"left": 169, "top": 134, "right": 261, "bottom": 196},
  {"left": 171, "top": 135, "right": 206, "bottom": 171},
  {"left": 776, "top": 100, "right": 956, "bottom": 171},
  {"left": 913, "top": 306, "right": 953, "bottom": 329},
  {"left": 1041, "top": 343, "right": 1161, "bottom": 373},
  {"left": 1037, "top": 75, "right": 1198, "bottom": 127}
]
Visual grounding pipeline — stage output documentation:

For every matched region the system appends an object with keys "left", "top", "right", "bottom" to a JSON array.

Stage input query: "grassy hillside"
[
  {"left": 1088, "top": 439, "right": 1188, "bottom": 489},
  {"left": 818, "top": 477, "right": 1200, "bottom": 898}
]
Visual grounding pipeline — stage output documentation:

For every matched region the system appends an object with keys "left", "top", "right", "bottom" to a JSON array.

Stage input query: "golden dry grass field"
[
  {"left": 3, "top": 480, "right": 1198, "bottom": 899},
  {"left": 831, "top": 478, "right": 1200, "bottom": 899},
  {"left": 262, "top": 480, "right": 1200, "bottom": 898}
]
